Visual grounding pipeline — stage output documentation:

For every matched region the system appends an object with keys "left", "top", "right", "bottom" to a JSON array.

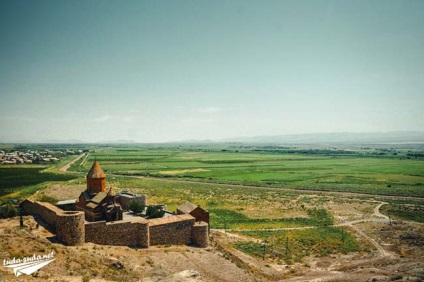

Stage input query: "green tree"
[
  {"left": 129, "top": 200, "right": 145, "bottom": 214},
  {"left": 146, "top": 206, "right": 165, "bottom": 218}
]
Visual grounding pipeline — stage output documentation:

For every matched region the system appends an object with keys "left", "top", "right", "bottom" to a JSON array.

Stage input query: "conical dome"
[{"left": 87, "top": 161, "right": 106, "bottom": 178}]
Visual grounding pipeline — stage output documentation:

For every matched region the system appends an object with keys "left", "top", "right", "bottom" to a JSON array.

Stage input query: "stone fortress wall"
[
  {"left": 149, "top": 214, "right": 194, "bottom": 246},
  {"left": 191, "top": 221, "right": 209, "bottom": 248},
  {"left": 85, "top": 219, "right": 149, "bottom": 248},
  {"left": 21, "top": 199, "right": 208, "bottom": 248}
]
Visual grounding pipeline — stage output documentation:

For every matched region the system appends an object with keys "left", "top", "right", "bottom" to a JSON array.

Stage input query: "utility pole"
[
  {"left": 285, "top": 236, "right": 289, "bottom": 257},
  {"left": 262, "top": 240, "right": 267, "bottom": 261},
  {"left": 19, "top": 202, "right": 24, "bottom": 228}
]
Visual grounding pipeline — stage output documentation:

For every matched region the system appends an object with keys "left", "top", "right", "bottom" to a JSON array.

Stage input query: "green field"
[
  {"left": 210, "top": 208, "right": 333, "bottom": 229},
  {"left": 234, "top": 226, "right": 366, "bottom": 263},
  {"left": 68, "top": 145, "right": 424, "bottom": 197},
  {"left": 0, "top": 166, "right": 77, "bottom": 199}
]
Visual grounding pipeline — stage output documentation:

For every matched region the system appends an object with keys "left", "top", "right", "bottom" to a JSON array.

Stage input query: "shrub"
[
  {"left": 146, "top": 206, "right": 165, "bottom": 218},
  {"left": 0, "top": 203, "right": 17, "bottom": 218},
  {"left": 129, "top": 200, "right": 145, "bottom": 214}
]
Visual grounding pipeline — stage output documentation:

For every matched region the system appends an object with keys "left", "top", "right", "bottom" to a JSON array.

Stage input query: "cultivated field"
[{"left": 68, "top": 144, "right": 424, "bottom": 197}]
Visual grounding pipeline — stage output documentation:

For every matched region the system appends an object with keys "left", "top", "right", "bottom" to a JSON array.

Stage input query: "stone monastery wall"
[
  {"left": 85, "top": 219, "right": 149, "bottom": 248},
  {"left": 149, "top": 214, "right": 194, "bottom": 246},
  {"left": 22, "top": 199, "right": 85, "bottom": 245},
  {"left": 22, "top": 199, "right": 61, "bottom": 228},
  {"left": 22, "top": 200, "right": 208, "bottom": 248},
  {"left": 191, "top": 221, "right": 209, "bottom": 248}
]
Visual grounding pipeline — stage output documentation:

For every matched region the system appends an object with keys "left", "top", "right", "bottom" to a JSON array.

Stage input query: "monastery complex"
[{"left": 22, "top": 161, "right": 209, "bottom": 248}]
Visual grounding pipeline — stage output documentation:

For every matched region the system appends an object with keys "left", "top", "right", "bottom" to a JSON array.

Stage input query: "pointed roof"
[
  {"left": 176, "top": 201, "right": 197, "bottom": 214},
  {"left": 87, "top": 161, "right": 106, "bottom": 179}
]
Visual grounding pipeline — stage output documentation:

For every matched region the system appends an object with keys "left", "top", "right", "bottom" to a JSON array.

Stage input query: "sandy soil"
[{"left": 29, "top": 184, "right": 85, "bottom": 201}]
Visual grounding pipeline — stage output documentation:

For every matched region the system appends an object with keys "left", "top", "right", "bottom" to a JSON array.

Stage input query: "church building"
[{"left": 76, "top": 161, "right": 123, "bottom": 222}]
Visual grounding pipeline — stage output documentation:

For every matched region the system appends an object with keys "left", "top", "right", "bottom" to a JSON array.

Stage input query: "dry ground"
[
  {"left": 1, "top": 215, "right": 423, "bottom": 282},
  {"left": 0, "top": 216, "right": 256, "bottom": 282}
]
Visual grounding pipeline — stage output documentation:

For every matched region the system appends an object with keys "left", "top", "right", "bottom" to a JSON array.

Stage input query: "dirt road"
[{"left": 59, "top": 153, "right": 86, "bottom": 172}]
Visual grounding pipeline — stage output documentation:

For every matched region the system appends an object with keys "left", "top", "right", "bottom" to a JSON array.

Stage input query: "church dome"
[{"left": 87, "top": 161, "right": 106, "bottom": 178}]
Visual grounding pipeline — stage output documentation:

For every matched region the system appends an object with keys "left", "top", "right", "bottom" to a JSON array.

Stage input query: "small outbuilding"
[{"left": 176, "top": 201, "right": 209, "bottom": 225}]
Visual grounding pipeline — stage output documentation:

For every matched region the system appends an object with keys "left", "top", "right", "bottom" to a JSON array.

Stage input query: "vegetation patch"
[
  {"left": 210, "top": 208, "right": 333, "bottom": 229},
  {"left": 0, "top": 167, "right": 77, "bottom": 198},
  {"left": 381, "top": 203, "right": 424, "bottom": 223},
  {"left": 235, "top": 227, "right": 365, "bottom": 263}
]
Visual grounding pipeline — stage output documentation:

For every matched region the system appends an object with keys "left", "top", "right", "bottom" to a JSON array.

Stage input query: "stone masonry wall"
[
  {"left": 22, "top": 200, "right": 61, "bottom": 228},
  {"left": 149, "top": 214, "right": 195, "bottom": 246},
  {"left": 56, "top": 211, "right": 85, "bottom": 246},
  {"left": 85, "top": 219, "right": 149, "bottom": 248},
  {"left": 191, "top": 221, "right": 209, "bottom": 248}
]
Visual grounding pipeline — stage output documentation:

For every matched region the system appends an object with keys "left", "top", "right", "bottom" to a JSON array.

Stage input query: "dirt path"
[
  {"left": 59, "top": 153, "right": 86, "bottom": 172},
  {"left": 350, "top": 224, "right": 391, "bottom": 257},
  {"left": 373, "top": 202, "right": 389, "bottom": 219}
]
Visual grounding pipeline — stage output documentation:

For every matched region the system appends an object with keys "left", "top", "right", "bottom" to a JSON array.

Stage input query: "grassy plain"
[{"left": 68, "top": 145, "right": 424, "bottom": 197}]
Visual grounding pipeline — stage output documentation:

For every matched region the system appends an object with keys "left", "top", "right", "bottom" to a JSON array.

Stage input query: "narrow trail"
[
  {"left": 79, "top": 152, "right": 90, "bottom": 167},
  {"left": 350, "top": 224, "right": 391, "bottom": 257}
]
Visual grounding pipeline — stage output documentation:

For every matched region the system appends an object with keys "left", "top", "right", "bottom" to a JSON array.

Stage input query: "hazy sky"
[{"left": 1, "top": 0, "right": 423, "bottom": 142}]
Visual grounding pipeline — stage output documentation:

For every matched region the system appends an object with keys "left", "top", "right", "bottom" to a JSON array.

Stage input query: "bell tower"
[{"left": 86, "top": 161, "right": 106, "bottom": 194}]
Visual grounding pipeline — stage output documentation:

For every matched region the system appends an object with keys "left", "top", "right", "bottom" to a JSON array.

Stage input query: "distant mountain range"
[
  {"left": 2, "top": 132, "right": 424, "bottom": 145},
  {"left": 219, "top": 132, "right": 424, "bottom": 144}
]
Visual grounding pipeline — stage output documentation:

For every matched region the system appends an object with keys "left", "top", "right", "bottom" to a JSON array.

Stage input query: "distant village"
[{"left": 0, "top": 149, "right": 85, "bottom": 165}]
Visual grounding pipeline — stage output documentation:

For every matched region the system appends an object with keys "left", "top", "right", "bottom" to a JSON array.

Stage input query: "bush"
[
  {"left": 146, "top": 206, "right": 165, "bottom": 218},
  {"left": 129, "top": 200, "right": 145, "bottom": 214},
  {"left": 0, "top": 203, "right": 17, "bottom": 218}
]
